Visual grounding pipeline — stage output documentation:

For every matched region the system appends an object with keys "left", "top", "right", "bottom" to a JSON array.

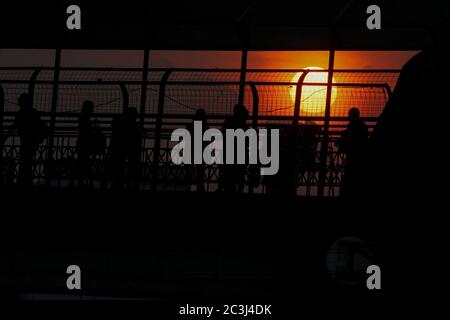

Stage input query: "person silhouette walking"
[
  {"left": 338, "top": 107, "right": 369, "bottom": 197},
  {"left": 14, "top": 93, "right": 48, "bottom": 186}
]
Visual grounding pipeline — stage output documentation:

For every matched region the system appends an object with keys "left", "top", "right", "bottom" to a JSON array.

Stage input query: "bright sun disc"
[{"left": 289, "top": 67, "right": 337, "bottom": 115}]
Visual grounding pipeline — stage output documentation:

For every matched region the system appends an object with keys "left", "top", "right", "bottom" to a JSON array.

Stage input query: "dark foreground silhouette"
[
  {"left": 13, "top": 93, "right": 49, "bottom": 186},
  {"left": 2, "top": 48, "right": 449, "bottom": 201},
  {"left": 366, "top": 49, "right": 450, "bottom": 200},
  {"left": 338, "top": 108, "right": 369, "bottom": 198}
]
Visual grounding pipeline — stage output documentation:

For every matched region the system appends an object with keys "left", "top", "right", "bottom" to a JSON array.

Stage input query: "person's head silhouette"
[
  {"left": 233, "top": 104, "right": 249, "bottom": 121},
  {"left": 193, "top": 108, "right": 207, "bottom": 122},
  {"left": 81, "top": 100, "right": 94, "bottom": 115},
  {"left": 348, "top": 107, "right": 361, "bottom": 122},
  {"left": 18, "top": 93, "right": 32, "bottom": 110}
]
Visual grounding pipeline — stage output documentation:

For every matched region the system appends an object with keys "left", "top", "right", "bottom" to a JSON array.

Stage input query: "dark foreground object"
[{"left": 0, "top": 187, "right": 448, "bottom": 315}]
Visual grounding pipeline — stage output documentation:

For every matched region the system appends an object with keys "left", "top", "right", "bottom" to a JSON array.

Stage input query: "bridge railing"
[{"left": 0, "top": 67, "right": 400, "bottom": 196}]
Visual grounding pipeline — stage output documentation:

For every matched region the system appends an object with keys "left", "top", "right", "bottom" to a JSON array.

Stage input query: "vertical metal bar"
[
  {"left": 151, "top": 69, "right": 173, "bottom": 191},
  {"left": 139, "top": 48, "right": 150, "bottom": 130},
  {"left": 293, "top": 71, "right": 309, "bottom": 126},
  {"left": 0, "top": 83, "right": 4, "bottom": 183},
  {"left": 119, "top": 82, "right": 129, "bottom": 113},
  {"left": 46, "top": 48, "right": 62, "bottom": 186},
  {"left": 248, "top": 83, "right": 259, "bottom": 194},
  {"left": 28, "top": 67, "right": 42, "bottom": 183},
  {"left": 29, "top": 68, "right": 42, "bottom": 105},
  {"left": 318, "top": 49, "right": 335, "bottom": 197},
  {"left": 238, "top": 49, "right": 248, "bottom": 105},
  {"left": 383, "top": 83, "right": 392, "bottom": 98},
  {"left": 291, "top": 71, "right": 310, "bottom": 196},
  {"left": 249, "top": 83, "right": 259, "bottom": 129}
]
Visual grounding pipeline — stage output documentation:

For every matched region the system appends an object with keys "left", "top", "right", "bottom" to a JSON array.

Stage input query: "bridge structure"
[
  {"left": 2, "top": 1, "right": 444, "bottom": 196},
  {"left": 2, "top": 0, "right": 450, "bottom": 303},
  {"left": 0, "top": 66, "right": 399, "bottom": 196}
]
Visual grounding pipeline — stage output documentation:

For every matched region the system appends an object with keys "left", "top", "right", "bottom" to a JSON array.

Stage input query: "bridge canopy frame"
[{"left": 0, "top": 1, "right": 448, "bottom": 51}]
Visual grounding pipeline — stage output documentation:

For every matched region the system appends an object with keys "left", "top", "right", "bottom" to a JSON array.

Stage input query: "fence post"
[
  {"left": 248, "top": 83, "right": 259, "bottom": 194},
  {"left": 383, "top": 83, "right": 392, "bottom": 98},
  {"left": 0, "top": 83, "right": 4, "bottom": 183},
  {"left": 140, "top": 48, "right": 150, "bottom": 130},
  {"left": 318, "top": 49, "right": 336, "bottom": 197},
  {"left": 249, "top": 83, "right": 259, "bottom": 129},
  {"left": 238, "top": 50, "right": 248, "bottom": 105},
  {"left": 119, "top": 82, "right": 129, "bottom": 113},
  {"left": 293, "top": 71, "right": 310, "bottom": 126},
  {"left": 151, "top": 69, "right": 173, "bottom": 191},
  {"left": 46, "top": 48, "right": 62, "bottom": 186}
]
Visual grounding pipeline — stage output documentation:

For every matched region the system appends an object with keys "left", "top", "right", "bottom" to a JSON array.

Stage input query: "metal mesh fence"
[
  {"left": 164, "top": 85, "right": 241, "bottom": 115},
  {"left": 1, "top": 67, "right": 400, "bottom": 196}
]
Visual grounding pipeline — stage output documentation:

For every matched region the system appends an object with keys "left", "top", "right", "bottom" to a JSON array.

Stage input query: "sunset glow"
[{"left": 289, "top": 67, "right": 337, "bottom": 115}]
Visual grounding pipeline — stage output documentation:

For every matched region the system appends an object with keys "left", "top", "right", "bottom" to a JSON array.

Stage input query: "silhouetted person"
[
  {"left": 298, "top": 121, "right": 320, "bottom": 174},
  {"left": 338, "top": 107, "right": 368, "bottom": 197},
  {"left": 75, "top": 101, "right": 95, "bottom": 187},
  {"left": 220, "top": 104, "right": 249, "bottom": 193},
  {"left": 108, "top": 108, "right": 142, "bottom": 190},
  {"left": 368, "top": 50, "right": 450, "bottom": 200},
  {"left": 0, "top": 125, "right": 4, "bottom": 185},
  {"left": 264, "top": 125, "right": 299, "bottom": 195},
  {"left": 13, "top": 93, "right": 48, "bottom": 186},
  {"left": 186, "top": 109, "right": 209, "bottom": 192},
  {"left": 264, "top": 122, "right": 319, "bottom": 195},
  {"left": 360, "top": 21, "right": 450, "bottom": 202}
]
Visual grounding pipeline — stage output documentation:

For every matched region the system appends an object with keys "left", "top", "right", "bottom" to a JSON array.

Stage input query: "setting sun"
[{"left": 290, "top": 67, "right": 337, "bottom": 115}]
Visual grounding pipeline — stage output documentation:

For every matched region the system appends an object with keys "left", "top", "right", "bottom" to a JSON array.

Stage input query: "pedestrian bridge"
[{"left": 0, "top": 67, "right": 399, "bottom": 196}]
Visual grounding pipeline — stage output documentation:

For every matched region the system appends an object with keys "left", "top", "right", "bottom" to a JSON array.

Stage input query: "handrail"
[{"left": 0, "top": 66, "right": 396, "bottom": 196}]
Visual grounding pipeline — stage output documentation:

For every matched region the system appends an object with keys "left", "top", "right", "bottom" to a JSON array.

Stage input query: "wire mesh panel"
[
  {"left": 32, "top": 84, "right": 54, "bottom": 113},
  {"left": 143, "top": 84, "right": 160, "bottom": 115},
  {"left": 0, "top": 68, "right": 54, "bottom": 81},
  {"left": 246, "top": 71, "right": 300, "bottom": 83},
  {"left": 333, "top": 71, "right": 399, "bottom": 90},
  {"left": 164, "top": 84, "right": 240, "bottom": 115},
  {"left": 330, "top": 86, "right": 389, "bottom": 118},
  {"left": 255, "top": 85, "right": 295, "bottom": 117},
  {"left": 169, "top": 71, "right": 241, "bottom": 82},
  {"left": 59, "top": 69, "right": 143, "bottom": 82},
  {"left": 1, "top": 68, "right": 54, "bottom": 113},
  {"left": 57, "top": 84, "right": 125, "bottom": 114},
  {"left": 3, "top": 83, "right": 30, "bottom": 113},
  {"left": 0, "top": 67, "right": 400, "bottom": 196}
]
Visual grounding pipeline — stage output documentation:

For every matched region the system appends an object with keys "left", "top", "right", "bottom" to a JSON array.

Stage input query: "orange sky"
[{"left": 0, "top": 49, "right": 417, "bottom": 118}]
